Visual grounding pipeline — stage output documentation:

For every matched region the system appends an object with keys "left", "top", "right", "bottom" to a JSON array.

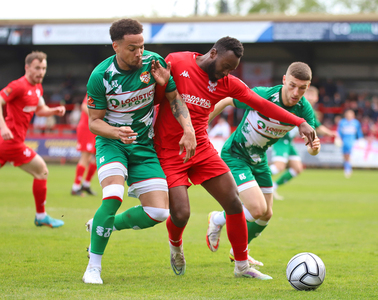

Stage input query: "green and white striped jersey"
[
  {"left": 223, "top": 85, "right": 315, "bottom": 163},
  {"left": 87, "top": 51, "right": 176, "bottom": 145}
]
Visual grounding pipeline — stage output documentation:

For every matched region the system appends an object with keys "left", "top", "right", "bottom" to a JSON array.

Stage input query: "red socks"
[
  {"left": 85, "top": 162, "right": 97, "bottom": 182},
  {"left": 74, "top": 164, "right": 86, "bottom": 185},
  {"left": 33, "top": 179, "right": 47, "bottom": 213},
  {"left": 226, "top": 212, "right": 248, "bottom": 261},
  {"left": 166, "top": 215, "right": 186, "bottom": 247}
]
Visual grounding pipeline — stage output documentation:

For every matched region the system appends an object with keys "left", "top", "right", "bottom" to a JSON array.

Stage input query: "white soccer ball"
[{"left": 286, "top": 252, "right": 326, "bottom": 291}]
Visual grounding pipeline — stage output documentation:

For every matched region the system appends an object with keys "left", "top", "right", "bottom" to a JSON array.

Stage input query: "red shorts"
[
  {"left": 155, "top": 143, "right": 230, "bottom": 188},
  {"left": 76, "top": 124, "right": 96, "bottom": 154},
  {"left": 0, "top": 140, "right": 37, "bottom": 167}
]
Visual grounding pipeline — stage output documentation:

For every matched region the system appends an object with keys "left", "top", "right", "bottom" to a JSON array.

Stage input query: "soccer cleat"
[
  {"left": 234, "top": 265, "right": 272, "bottom": 280},
  {"left": 170, "top": 243, "right": 186, "bottom": 276},
  {"left": 71, "top": 188, "right": 84, "bottom": 196},
  {"left": 82, "top": 267, "right": 103, "bottom": 284},
  {"left": 206, "top": 211, "right": 224, "bottom": 252},
  {"left": 273, "top": 190, "right": 284, "bottom": 201},
  {"left": 35, "top": 215, "right": 64, "bottom": 228},
  {"left": 81, "top": 186, "right": 97, "bottom": 196},
  {"left": 229, "top": 250, "right": 264, "bottom": 267}
]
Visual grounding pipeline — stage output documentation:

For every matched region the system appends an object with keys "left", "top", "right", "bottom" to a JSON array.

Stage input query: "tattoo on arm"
[{"left": 171, "top": 98, "right": 189, "bottom": 119}]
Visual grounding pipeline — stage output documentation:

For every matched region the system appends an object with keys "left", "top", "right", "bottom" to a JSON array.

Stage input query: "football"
[{"left": 286, "top": 252, "right": 326, "bottom": 291}]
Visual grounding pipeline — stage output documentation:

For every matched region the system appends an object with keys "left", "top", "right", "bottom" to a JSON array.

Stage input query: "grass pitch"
[{"left": 0, "top": 165, "right": 377, "bottom": 299}]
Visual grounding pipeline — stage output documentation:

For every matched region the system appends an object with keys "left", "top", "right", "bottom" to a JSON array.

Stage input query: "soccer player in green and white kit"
[
  {"left": 270, "top": 86, "right": 336, "bottom": 200},
  {"left": 82, "top": 19, "right": 196, "bottom": 284},
  {"left": 206, "top": 62, "right": 321, "bottom": 274}
]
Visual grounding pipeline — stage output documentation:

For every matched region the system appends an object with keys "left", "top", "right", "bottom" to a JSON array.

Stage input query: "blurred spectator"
[
  {"left": 336, "top": 80, "right": 347, "bottom": 101},
  {"left": 67, "top": 102, "right": 82, "bottom": 127},
  {"left": 324, "top": 78, "right": 337, "bottom": 97},
  {"left": 371, "top": 96, "right": 378, "bottom": 122}
]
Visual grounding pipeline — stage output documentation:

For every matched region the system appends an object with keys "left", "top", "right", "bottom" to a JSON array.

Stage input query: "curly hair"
[
  {"left": 213, "top": 36, "right": 244, "bottom": 58},
  {"left": 110, "top": 19, "right": 143, "bottom": 42},
  {"left": 25, "top": 51, "right": 47, "bottom": 65},
  {"left": 287, "top": 62, "right": 312, "bottom": 81}
]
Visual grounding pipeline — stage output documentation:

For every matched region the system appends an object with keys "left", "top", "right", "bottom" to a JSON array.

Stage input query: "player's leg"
[
  {"left": 154, "top": 145, "right": 193, "bottom": 275},
  {"left": 272, "top": 143, "right": 301, "bottom": 199},
  {"left": 19, "top": 153, "right": 64, "bottom": 228},
  {"left": 165, "top": 185, "right": 190, "bottom": 275},
  {"left": 202, "top": 173, "right": 272, "bottom": 280},
  {"left": 84, "top": 173, "right": 125, "bottom": 284},
  {"left": 81, "top": 153, "right": 98, "bottom": 196},
  {"left": 342, "top": 143, "right": 353, "bottom": 178},
  {"left": 112, "top": 145, "right": 169, "bottom": 231},
  {"left": 83, "top": 139, "right": 128, "bottom": 284},
  {"left": 270, "top": 140, "right": 289, "bottom": 200},
  {"left": 72, "top": 151, "right": 91, "bottom": 196}
]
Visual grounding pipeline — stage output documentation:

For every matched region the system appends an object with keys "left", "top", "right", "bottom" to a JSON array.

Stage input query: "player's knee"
[
  {"left": 171, "top": 209, "right": 190, "bottom": 226},
  {"left": 34, "top": 167, "right": 49, "bottom": 180},
  {"left": 224, "top": 195, "right": 243, "bottom": 215},
  {"left": 143, "top": 206, "right": 169, "bottom": 222}
]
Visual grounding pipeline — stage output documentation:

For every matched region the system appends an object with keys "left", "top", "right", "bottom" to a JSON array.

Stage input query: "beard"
[
  {"left": 207, "top": 60, "right": 218, "bottom": 82},
  {"left": 127, "top": 61, "right": 143, "bottom": 71}
]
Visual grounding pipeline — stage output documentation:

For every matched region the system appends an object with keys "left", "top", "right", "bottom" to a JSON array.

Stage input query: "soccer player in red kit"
[
  {"left": 153, "top": 37, "right": 316, "bottom": 279},
  {"left": 71, "top": 94, "right": 97, "bottom": 196},
  {"left": 0, "top": 51, "right": 66, "bottom": 228}
]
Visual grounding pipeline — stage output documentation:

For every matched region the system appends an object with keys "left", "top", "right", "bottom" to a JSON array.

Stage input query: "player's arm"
[
  {"left": 0, "top": 95, "right": 13, "bottom": 140},
  {"left": 35, "top": 97, "right": 66, "bottom": 117},
  {"left": 238, "top": 88, "right": 315, "bottom": 146},
  {"left": 316, "top": 124, "right": 337, "bottom": 137},
  {"left": 87, "top": 108, "right": 137, "bottom": 144},
  {"left": 209, "top": 97, "right": 234, "bottom": 123},
  {"left": 165, "top": 90, "right": 196, "bottom": 163}
]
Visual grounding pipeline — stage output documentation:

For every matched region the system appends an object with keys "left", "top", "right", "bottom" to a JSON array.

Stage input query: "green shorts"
[
  {"left": 271, "top": 138, "right": 300, "bottom": 163},
  {"left": 95, "top": 136, "right": 167, "bottom": 198},
  {"left": 221, "top": 149, "right": 273, "bottom": 194}
]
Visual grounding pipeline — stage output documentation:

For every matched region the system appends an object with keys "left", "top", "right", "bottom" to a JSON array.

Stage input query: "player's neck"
[{"left": 25, "top": 75, "right": 37, "bottom": 86}]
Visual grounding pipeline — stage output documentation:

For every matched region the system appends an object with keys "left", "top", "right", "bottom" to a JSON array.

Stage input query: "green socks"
[
  {"left": 113, "top": 205, "right": 159, "bottom": 230},
  {"left": 91, "top": 199, "right": 122, "bottom": 255}
]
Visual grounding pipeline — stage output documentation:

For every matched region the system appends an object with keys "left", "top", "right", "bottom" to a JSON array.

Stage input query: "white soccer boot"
[
  {"left": 82, "top": 267, "right": 103, "bottom": 284},
  {"left": 206, "top": 211, "right": 224, "bottom": 252},
  {"left": 170, "top": 243, "right": 186, "bottom": 275}
]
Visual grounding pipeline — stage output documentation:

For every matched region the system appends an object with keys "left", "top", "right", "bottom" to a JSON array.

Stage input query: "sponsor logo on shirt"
[
  {"left": 4, "top": 87, "right": 12, "bottom": 96},
  {"left": 140, "top": 71, "right": 151, "bottom": 84},
  {"left": 181, "top": 94, "right": 211, "bottom": 109},
  {"left": 108, "top": 89, "right": 154, "bottom": 110},
  {"left": 207, "top": 81, "right": 217, "bottom": 93},
  {"left": 87, "top": 96, "right": 96, "bottom": 108},
  {"left": 180, "top": 71, "right": 190, "bottom": 78}
]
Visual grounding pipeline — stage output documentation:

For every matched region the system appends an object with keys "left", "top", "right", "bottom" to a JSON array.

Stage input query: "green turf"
[{"left": 0, "top": 165, "right": 377, "bottom": 299}]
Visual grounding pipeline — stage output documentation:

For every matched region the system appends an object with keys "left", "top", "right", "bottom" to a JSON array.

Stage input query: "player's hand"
[
  {"left": 306, "top": 136, "right": 321, "bottom": 156},
  {"left": 54, "top": 106, "right": 66, "bottom": 116},
  {"left": 118, "top": 126, "right": 138, "bottom": 144},
  {"left": 298, "top": 122, "right": 315, "bottom": 147},
  {"left": 179, "top": 130, "right": 197, "bottom": 163},
  {"left": 0, "top": 125, "right": 14, "bottom": 140},
  {"left": 151, "top": 60, "right": 171, "bottom": 86}
]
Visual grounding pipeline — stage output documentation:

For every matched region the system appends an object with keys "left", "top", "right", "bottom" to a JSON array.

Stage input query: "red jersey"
[
  {"left": 77, "top": 94, "right": 89, "bottom": 130},
  {"left": 0, "top": 76, "right": 43, "bottom": 143},
  {"left": 154, "top": 52, "right": 305, "bottom": 150}
]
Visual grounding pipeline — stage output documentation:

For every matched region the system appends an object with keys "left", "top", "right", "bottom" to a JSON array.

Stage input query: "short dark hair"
[
  {"left": 287, "top": 62, "right": 312, "bottom": 81},
  {"left": 213, "top": 36, "right": 244, "bottom": 58},
  {"left": 25, "top": 51, "right": 47, "bottom": 65},
  {"left": 110, "top": 19, "right": 143, "bottom": 42}
]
